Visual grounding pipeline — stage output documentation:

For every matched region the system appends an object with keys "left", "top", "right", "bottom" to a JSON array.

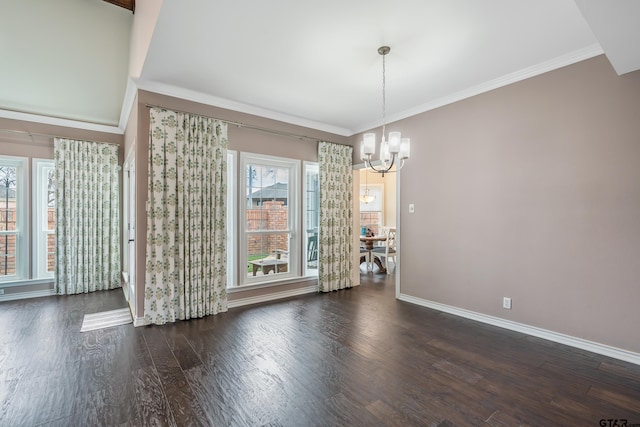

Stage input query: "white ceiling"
[
  {"left": 1, "top": 0, "right": 639, "bottom": 136},
  {"left": 0, "top": 0, "right": 132, "bottom": 130}
]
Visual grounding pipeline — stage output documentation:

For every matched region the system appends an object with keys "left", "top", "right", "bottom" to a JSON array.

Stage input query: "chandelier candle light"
[{"left": 361, "top": 46, "right": 411, "bottom": 177}]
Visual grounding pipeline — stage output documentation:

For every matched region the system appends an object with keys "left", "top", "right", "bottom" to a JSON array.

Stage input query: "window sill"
[
  {"left": 227, "top": 277, "right": 318, "bottom": 309},
  {"left": 227, "top": 275, "right": 317, "bottom": 294},
  {"left": 0, "top": 278, "right": 54, "bottom": 288}
]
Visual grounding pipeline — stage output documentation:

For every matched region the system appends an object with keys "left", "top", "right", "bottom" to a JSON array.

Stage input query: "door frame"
[
  {"left": 353, "top": 163, "right": 400, "bottom": 298},
  {"left": 122, "top": 145, "right": 136, "bottom": 315}
]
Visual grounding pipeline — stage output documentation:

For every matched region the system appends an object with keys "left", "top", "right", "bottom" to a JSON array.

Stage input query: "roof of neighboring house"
[
  {"left": 248, "top": 182, "right": 287, "bottom": 201},
  {"left": 0, "top": 187, "right": 17, "bottom": 199}
]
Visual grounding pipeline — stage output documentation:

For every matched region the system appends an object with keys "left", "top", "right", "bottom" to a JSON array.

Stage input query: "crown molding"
[
  {"left": 134, "top": 78, "right": 353, "bottom": 137},
  {"left": 3, "top": 44, "right": 605, "bottom": 139},
  {"left": 354, "top": 44, "right": 605, "bottom": 134},
  {"left": 0, "top": 109, "right": 123, "bottom": 135}
]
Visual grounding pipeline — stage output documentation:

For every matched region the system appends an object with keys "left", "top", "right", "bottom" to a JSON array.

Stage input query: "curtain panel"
[
  {"left": 145, "top": 108, "right": 228, "bottom": 325},
  {"left": 318, "top": 141, "right": 353, "bottom": 292},
  {"left": 54, "top": 138, "right": 121, "bottom": 295}
]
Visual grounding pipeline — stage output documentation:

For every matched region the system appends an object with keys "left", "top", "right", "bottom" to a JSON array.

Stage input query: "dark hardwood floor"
[{"left": 1, "top": 274, "right": 640, "bottom": 426}]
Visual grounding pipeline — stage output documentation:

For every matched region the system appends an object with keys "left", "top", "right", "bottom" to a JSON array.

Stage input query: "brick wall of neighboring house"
[
  {"left": 360, "top": 212, "right": 381, "bottom": 236},
  {"left": 2, "top": 202, "right": 292, "bottom": 275},
  {"left": 47, "top": 208, "right": 55, "bottom": 272},
  {"left": 0, "top": 207, "right": 56, "bottom": 276},
  {"left": 246, "top": 201, "right": 289, "bottom": 257},
  {"left": 0, "top": 207, "right": 17, "bottom": 275}
]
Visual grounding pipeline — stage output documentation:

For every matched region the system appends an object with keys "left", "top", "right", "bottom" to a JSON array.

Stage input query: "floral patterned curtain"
[
  {"left": 318, "top": 141, "right": 353, "bottom": 292},
  {"left": 54, "top": 139, "right": 121, "bottom": 295},
  {"left": 144, "top": 108, "right": 228, "bottom": 325}
]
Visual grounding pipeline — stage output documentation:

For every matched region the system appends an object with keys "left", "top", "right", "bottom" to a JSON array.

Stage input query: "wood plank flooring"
[{"left": 1, "top": 274, "right": 639, "bottom": 426}]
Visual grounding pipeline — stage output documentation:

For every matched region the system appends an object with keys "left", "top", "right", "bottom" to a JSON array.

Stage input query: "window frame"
[
  {"left": 32, "top": 158, "right": 55, "bottom": 279},
  {"left": 303, "top": 161, "right": 319, "bottom": 277},
  {"left": 0, "top": 155, "right": 28, "bottom": 282},
  {"left": 239, "top": 152, "right": 299, "bottom": 286},
  {"left": 226, "top": 150, "right": 237, "bottom": 287}
]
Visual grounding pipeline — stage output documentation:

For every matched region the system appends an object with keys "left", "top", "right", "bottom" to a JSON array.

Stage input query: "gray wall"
[{"left": 386, "top": 55, "right": 640, "bottom": 353}]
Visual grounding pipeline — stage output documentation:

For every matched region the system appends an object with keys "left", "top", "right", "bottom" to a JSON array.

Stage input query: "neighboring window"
[
  {"left": 226, "top": 150, "right": 237, "bottom": 287},
  {"left": 359, "top": 183, "right": 384, "bottom": 236},
  {"left": 0, "top": 156, "right": 27, "bottom": 282},
  {"left": 33, "top": 159, "right": 55, "bottom": 278},
  {"left": 240, "top": 153, "right": 299, "bottom": 285},
  {"left": 303, "top": 162, "right": 319, "bottom": 276}
]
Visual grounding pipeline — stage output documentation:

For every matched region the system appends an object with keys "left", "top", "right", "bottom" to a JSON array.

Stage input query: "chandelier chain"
[{"left": 382, "top": 51, "right": 386, "bottom": 138}]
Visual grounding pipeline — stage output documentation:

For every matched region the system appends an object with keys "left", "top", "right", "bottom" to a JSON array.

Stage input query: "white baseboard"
[
  {"left": 0, "top": 289, "right": 56, "bottom": 302},
  {"left": 133, "top": 282, "right": 351, "bottom": 324},
  {"left": 228, "top": 283, "right": 318, "bottom": 309},
  {"left": 133, "top": 316, "right": 148, "bottom": 327},
  {"left": 398, "top": 293, "right": 640, "bottom": 366}
]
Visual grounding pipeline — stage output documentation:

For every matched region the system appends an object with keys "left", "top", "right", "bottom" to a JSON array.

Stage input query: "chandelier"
[
  {"left": 359, "top": 169, "right": 376, "bottom": 204},
  {"left": 360, "top": 46, "right": 411, "bottom": 177}
]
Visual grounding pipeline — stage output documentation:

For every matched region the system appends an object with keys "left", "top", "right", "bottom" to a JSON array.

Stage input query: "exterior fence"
[
  {"left": 2, "top": 201, "right": 291, "bottom": 276},
  {"left": 246, "top": 201, "right": 288, "bottom": 257},
  {"left": 0, "top": 208, "right": 17, "bottom": 275},
  {"left": 0, "top": 207, "right": 55, "bottom": 276}
]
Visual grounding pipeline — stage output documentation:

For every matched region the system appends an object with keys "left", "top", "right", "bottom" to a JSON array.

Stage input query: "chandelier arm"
[
  {"left": 366, "top": 154, "right": 395, "bottom": 174},
  {"left": 386, "top": 154, "right": 396, "bottom": 172},
  {"left": 365, "top": 158, "right": 384, "bottom": 174}
]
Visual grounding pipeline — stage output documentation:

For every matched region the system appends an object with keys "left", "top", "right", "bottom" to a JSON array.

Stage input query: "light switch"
[{"left": 409, "top": 203, "right": 415, "bottom": 213}]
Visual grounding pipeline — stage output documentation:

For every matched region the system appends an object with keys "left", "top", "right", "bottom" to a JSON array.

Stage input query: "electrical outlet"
[
  {"left": 409, "top": 203, "right": 415, "bottom": 213},
  {"left": 503, "top": 297, "right": 512, "bottom": 310}
]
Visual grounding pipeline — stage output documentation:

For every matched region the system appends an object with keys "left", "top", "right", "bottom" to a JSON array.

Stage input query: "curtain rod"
[
  {"left": 0, "top": 128, "right": 120, "bottom": 146},
  {"left": 145, "top": 104, "right": 346, "bottom": 146}
]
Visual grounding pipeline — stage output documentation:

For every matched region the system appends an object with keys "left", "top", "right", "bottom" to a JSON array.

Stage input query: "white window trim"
[
  {"left": 32, "top": 158, "right": 55, "bottom": 279},
  {"left": 226, "top": 150, "right": 237, "bottom": 288},
  {"left": 0, "top": 155, "right": 28, "bottom": 282},
  {"left": 303, "top": 161, "right": 319, "bottom": 277},
  {"left": 239, "top": 152, "right": 299, "bottom": 286}
]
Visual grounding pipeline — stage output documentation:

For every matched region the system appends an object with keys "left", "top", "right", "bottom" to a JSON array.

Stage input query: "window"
[
  {"left": 0, "top": 156, "right": 28, "bottom": 282},
  {"left": 240, "top": 153, "right": 299, "bottom": 285},
  {"left": 360, "top": 183, "right": 384, "bottom": 236},
  {"left": 303, "top": 162, "right": 319, "bottom": 276},
  {"left": 0, "top": 155, "right": 56, "bottom": 284},
  {"left": 34, "top": 159, "right": 55, "bottom": 278}
]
